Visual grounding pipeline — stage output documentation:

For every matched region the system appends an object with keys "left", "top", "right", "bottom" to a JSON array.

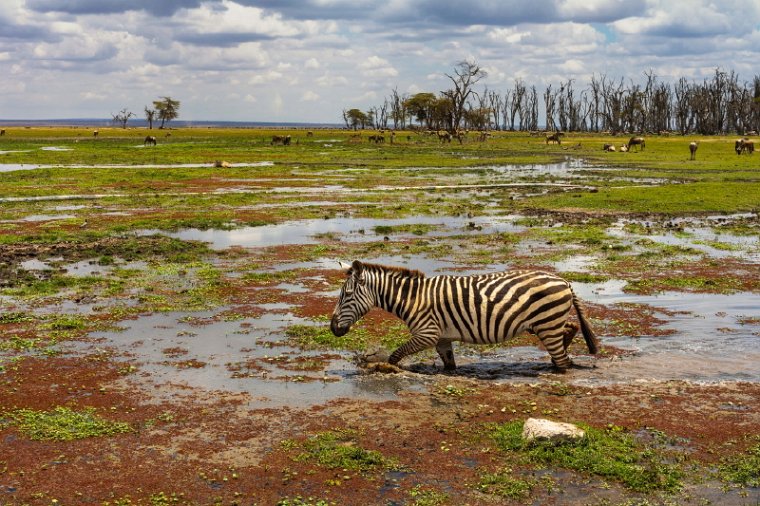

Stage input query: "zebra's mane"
[{"left": 364, "top": 262, "right": 426, "bottom": 279}]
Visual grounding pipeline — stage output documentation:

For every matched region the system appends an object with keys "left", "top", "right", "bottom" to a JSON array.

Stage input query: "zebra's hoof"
[
  {"left": 356, "top": 348, "right": 390, "bottom": 365},
  {"left": 363, "top": 362, "right": 403, "bottom": 374}
]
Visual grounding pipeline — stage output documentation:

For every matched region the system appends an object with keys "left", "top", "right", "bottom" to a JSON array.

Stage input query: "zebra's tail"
[{"left": 572, "top": 291, "right": 600, "bottom": 354}]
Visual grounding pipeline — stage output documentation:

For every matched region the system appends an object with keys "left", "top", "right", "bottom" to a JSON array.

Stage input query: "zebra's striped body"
[{"left": 330, "top": 260, "right": 599, "bottom": 370}]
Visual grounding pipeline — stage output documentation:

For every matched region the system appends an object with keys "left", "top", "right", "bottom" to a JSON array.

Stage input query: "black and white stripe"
[{"left": 330, "top": 260, "right": 599, "bottom": 370}]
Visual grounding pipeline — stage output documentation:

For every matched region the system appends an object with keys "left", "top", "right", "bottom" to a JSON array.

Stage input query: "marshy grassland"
[{"left": 1, "top": 126, "right": 759, "bottom": 505}]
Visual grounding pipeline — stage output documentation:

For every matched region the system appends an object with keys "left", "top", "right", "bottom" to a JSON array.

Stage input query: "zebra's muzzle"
[{"left": 330, "top": 315, "right": 349, "bottom": 337}]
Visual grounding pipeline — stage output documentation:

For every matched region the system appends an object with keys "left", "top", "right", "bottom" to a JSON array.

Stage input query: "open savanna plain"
[{"left": 0, "top": 126, "right": 759, "bottom": 505}]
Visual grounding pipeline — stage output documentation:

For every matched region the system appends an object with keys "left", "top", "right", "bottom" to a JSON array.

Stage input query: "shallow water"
[
  {"left": 570, "top": 280, "right": 760, "bottom": 384},
  {"left": 0, "top": 161, "right": 274, "bottom": 173},
  {"left": 142, "top": 215, "right": 525, "bottom": 250},
  {"left": 68, "top": 251, "right": 760, "bottom": 409},
  {"left": 81, "top": 309, "right": 428, "bottom": 408}
]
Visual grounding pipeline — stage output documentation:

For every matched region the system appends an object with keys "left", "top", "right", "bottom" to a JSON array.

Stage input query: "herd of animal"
[{"left": 0, "top": 128, "right": 755, "bottom": 159}]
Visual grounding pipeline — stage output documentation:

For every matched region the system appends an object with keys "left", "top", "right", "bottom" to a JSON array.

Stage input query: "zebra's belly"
[{"left": 439, "top": 324, "right": 523, "bottom": 344}]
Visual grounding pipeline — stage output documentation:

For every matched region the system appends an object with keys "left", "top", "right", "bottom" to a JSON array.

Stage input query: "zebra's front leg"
[
  {"left": 388, "top": 330, "right": 439, "bottom": 367},
  {"left": 435, "top": 340, "right": 456, "bottom": 371}
]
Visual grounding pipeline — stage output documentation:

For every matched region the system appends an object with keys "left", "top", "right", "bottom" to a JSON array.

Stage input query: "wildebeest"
[
  {"left": 627, "top": 136, "right": 645, "bottom": 151},
  {"left": 689, "top": 141, "right": 699, "bottom": 160},
  {"left": 271, "top": 135, "right": 291, "bottom": 146},
  {"left": 545, "top": 131, "right": 564, "bottom": 144},
  {"left": 735, "top": 138, "right": 754, "bottom": 155},
  {"left": 144, "top": 135, "right": 157, "bottom": 146},
  {"left": 368, "top": 134, "right": 384, "bottom": 144}
]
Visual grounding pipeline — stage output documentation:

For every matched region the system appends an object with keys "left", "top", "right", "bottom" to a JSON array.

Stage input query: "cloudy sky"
[{"left": 1, "top": 0, "right": 759, "bottom": 124}]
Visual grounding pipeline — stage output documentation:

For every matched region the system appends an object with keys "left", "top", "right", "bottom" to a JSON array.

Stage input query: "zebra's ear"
[
  {"left": 338, "top": 261, "right": 351, "bottom": 272},
  {"left": 351, "top": 260, "right": 366, "bottom": 284}
]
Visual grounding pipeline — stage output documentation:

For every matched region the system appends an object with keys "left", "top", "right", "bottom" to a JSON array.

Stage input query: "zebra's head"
[{"left": 330, "top": 260, "right": 373, "bottom": 337}]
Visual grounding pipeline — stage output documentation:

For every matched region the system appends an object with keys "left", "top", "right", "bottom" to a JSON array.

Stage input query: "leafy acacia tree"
[
  {"left": 342, "top": 108, "right": 368, "bottom": 130},
  {"left": 403, "top": 92, "right": 437, "bottom": 128},
  {"left": 153, "top": 97, "right": 180, "bottom": 129}
]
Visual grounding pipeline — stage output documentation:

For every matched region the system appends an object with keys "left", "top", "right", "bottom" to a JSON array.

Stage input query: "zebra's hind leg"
[
  {"left": 562, "top": 322, "right": 579, "bottom": 352},
  {"left": 537, "top": 329, "right": 573, "bottom": 371},
  {"left": 435, "top": 340, "right": 457, "bottom": 371}
]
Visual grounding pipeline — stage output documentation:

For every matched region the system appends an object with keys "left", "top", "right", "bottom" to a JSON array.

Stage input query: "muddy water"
[
  {"left": 75, "top": 249, "right": 760, "bottom": 410},
  {"left": 143, "top": 215, "right": 525, "bottom": 249},
  {"left": 572, "top": 280, "right": 760, "bottom": 384},
  {"left": 112, "top": 213, "right": 759, "bottom": 406},
  {"left": 83, "top": 309, "right": 429, "bottom": 408}
]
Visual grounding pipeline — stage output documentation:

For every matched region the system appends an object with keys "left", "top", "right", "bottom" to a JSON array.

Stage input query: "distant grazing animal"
[
  {"left": 603, "top": 143, "right": 616, "bottom": 152},
  {"left": 437, "top": 130, "right": 452, "bottom": 143},
  {"left": 331, "top": 260, "right": 599, "bottom": 371},
  {"left": 689, "top": 141, "right": 699, "bottom": 160},
  {"left": 735, "top": 138, "right": 754, "bottom": 155},
  {"left": 93, "top": 130, "right": 99, "bottom": 137},
  {"left": 144, "top": 135, "right": 157, "bottom": 146},
  {"left": 214, "top": 160, "right": 231, "bottom": 168},
  {"left": 368, "top": 134, "right": 384, "bottom": 144},
  {"left": 545, "top": 131, "right": 564, "bottom": 145},
  {"left": 627, "top": 136, "right": 645, "bottom": 151},
  {"left": 0, "top": 129, "right": 5, "bottom": 136},
  {"left": 271, "top": 135, "right": 291, "bottom": 146},
  {"left": 619, "top": 145, "right": 628, "bottom": 152},
  {"left": 306, "top": 131, "right": 314, "bottom": 137}
]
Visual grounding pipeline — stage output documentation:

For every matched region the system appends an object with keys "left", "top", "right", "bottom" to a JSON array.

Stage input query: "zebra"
[{"left": 330, "top": 260, "right": 599, "bottom": 371}]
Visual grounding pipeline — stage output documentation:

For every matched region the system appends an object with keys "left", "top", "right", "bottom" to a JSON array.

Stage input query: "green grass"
[
  {"left": 285, "top": 320, "right": 409, "bottom": 352},
  {"left": 7, "top": 406, "right": 132, "bottom": 441},
  {"left": 522, "top": 181, "right": 760, "bottom": 214},
  {"left": 488, "top": 421, "right": 683, "bottom": 493},
  {"left": 718, "top": 439, "right": 760, "bottom": 487},
  {"left": 285, "top": 429, "right": 399, "bottom": 473},
  {"left": 476, "top": 467, "right": 537, "bottom": 499}
]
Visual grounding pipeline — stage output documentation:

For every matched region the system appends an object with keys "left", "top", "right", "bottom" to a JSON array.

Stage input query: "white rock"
[{"left": 522, "top": 417, "right": 585, "bottom": 443}]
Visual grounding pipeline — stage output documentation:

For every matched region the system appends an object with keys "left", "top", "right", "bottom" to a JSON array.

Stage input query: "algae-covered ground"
[{"left": 1, "top": 126, "right": 759, "bottom": 505}]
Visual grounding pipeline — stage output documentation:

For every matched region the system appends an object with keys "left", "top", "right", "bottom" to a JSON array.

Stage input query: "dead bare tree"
[
  {"left": 487, "top": 88, "right": 503, "bottom": 131},
  {"left": 389, "top": 87, "right": 407, "bottom": 130},
  {"left": 111, "top": 108, "right": 134, "bottom": 129},
  {"left": 441, "top": 60, "right": 487, "bottom": 132}
]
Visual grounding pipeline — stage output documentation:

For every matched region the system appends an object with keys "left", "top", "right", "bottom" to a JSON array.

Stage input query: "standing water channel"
[{"left": 79, "top": 209, "right": 760, "bottom": 408}]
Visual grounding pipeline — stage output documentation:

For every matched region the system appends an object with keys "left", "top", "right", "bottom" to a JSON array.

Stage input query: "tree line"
[{"left": 344, "top": 61, "right": 760, "bottom": 135}]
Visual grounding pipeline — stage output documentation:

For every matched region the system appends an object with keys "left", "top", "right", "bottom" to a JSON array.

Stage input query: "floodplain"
[{"left": 1, "top": 126, "right": 759, "bottom": 505}]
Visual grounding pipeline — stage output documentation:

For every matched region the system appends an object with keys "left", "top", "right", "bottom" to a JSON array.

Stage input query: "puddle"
[
  {"left": 0, "top": 161, "right": 274, "bottom": 174},
  {"left": 40, "top": 146, "right": 73, "bottom": 151},
  {"left": 570, "top": 280, "right": 760, "bottom": 384},
  {"left": 81, "top": 310, "right": 427, "bottom": 408},
  {"left": 608, "top": 215, "right": 760, "bottom": 260},
  {"left": 12, "top": 214, "right": 76, "bottom": 222},
  {"left": 20, "top": 258, "right": 53, "bottom": 271},
  {"left": 142, "top": 215, "right": 525, "bottom": 250}
]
